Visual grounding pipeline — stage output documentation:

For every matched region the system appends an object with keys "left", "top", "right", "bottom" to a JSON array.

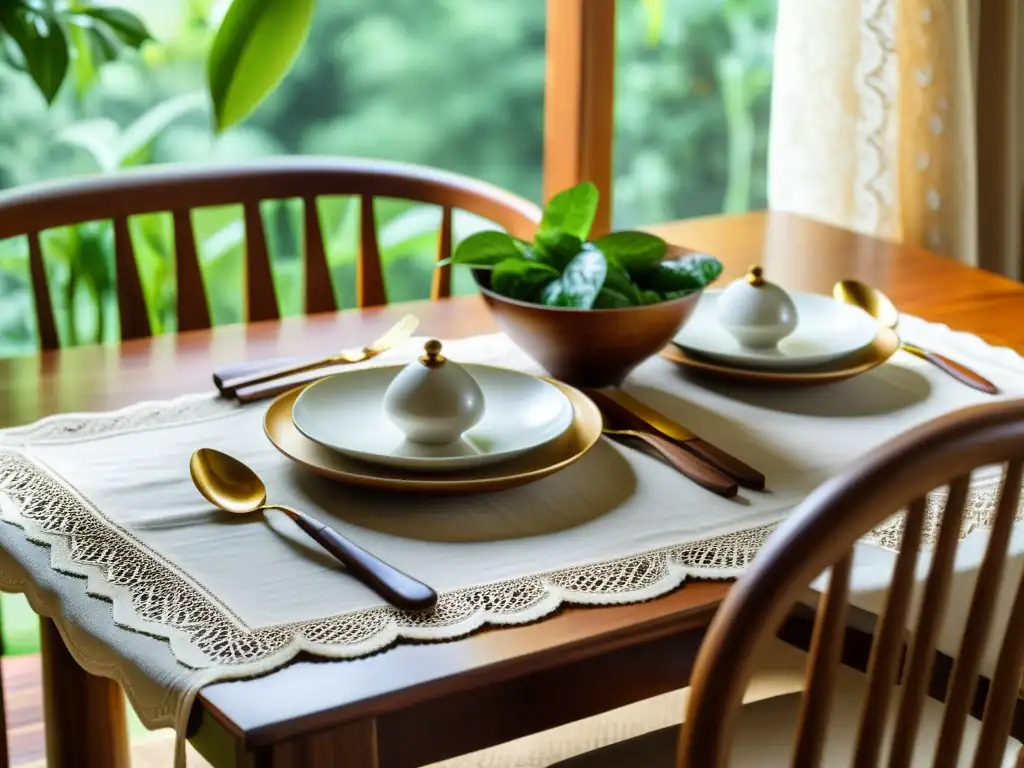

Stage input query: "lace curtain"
[{"left": 768, "top": 0, "right": 1021, "bottom": 279}]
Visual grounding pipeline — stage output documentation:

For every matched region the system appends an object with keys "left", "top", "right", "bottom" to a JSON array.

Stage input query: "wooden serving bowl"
[{"left": 473, "top": 270, "right": 703, "bottom": 387}]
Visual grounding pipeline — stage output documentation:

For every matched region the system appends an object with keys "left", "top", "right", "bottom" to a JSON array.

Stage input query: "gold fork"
[{"left": 220, "top": 314, "right": 419, "bottom": 395}]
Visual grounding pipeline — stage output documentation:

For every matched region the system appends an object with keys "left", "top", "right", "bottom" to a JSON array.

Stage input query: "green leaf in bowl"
[
  {"left": 491, "top": 258, "right": 560, "bottom": 302},
  {"left": 541, "top": 245, "right": 607, "bottom": 309},
  {"left": 592, "top": 287, "right": 634, "bottom": 308},
  {"left": 592, "top": 231, "right": 667, "bottom": 273},
  {"left": 602, "top": 262, "right": 643, "bottom": 305},
  {"left": 533, "top": 229, "right": 583, "bottom": 271},
  {"left": 537, "top": 181, "right": 599, "bottom": 241},
  {"left": 446, "top": 231, "right": 523, "bottom": 268},
  {"left": 634, "top": 253, "right": 723, "bottom": 295}
]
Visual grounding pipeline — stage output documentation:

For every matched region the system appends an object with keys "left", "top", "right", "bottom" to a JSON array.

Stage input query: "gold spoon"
[
  {"left": 190, "top": 448, "right": 437, "bottom": 612},
  {"left": 832, "top": 281, "right": 1000, "bottom": 395}
]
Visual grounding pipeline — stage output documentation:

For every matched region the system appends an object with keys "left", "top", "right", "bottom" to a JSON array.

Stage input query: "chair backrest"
[
  {"left": 0, "top": 157, "right": 542, "bottom": 349},
  {"left": 679, "top": 399, "right": 1024, "bottom": 768}
]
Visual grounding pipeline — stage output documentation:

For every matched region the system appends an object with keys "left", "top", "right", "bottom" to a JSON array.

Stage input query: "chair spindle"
[
  {"left": 891, "top": 477, "right": 971, "bottom": 767},
  {"left": 113, "top": 216, "right": 150, "bottom": 341},
  {"left": 431, "top": 206, "right": 453, "bottom": 300},
  {"left": 28, "top": 231, "right": 59, "bottom": 350},
  {"left": 357, "top": 195, "right": 386, "bottom": 307},
  {"left": 172, "top": 209, "right": 210, "bottom": 332},
  {"left": 853, "top": 497, "right": 927, "bottom": 768},
  {"left": 302, "top": 196, "right": 335, "bottom": 314},
  {"left": 793, "top": 551, "right": 853, "bottom": 766},
  {"left": 973, "top": 560, "right": 1024, "bottom": 767},
  {"left": 242, "top": 202, "right": 278, "bottom": 323},
  {"left": 935, "top": 461, "right": 1024, "bottom": 767}
]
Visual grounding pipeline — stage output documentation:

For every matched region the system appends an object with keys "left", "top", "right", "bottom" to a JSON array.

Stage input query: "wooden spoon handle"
[
  {"left": 609, "top": 431, "right": 738, "bottom": 498},
  {"left": 902, "top": 343, "right": 1000, "bottom": 395},
  {"left": 276, "top": 506, "right": 438, "bottom": 612},
  {"left": 682, "top": 438, "right": 766, "bottom": 491}
]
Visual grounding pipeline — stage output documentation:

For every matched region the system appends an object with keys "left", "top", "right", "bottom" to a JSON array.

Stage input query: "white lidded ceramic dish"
[
  {"left": 674, "top": 290, "right": 879, "bottom": 371},
  {"left": 715, "top": 265, "right": 798, "bottom": 349},
  {"left": 291, "top": 364, "right": 575, "bottom": 472},
  {"left": 382, "top": 339, "right": 486, "bottom": 445}
]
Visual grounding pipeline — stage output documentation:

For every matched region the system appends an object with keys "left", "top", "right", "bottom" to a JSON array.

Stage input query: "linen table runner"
[{"left": 0, "top": 314, "right": 1021, "bottom": 766}]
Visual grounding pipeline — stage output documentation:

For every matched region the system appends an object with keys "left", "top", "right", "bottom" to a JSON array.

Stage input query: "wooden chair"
[
  {"left": 0, "top": 157, "right": 540, "bottom": 767},
  {"left": 0, "top": 157, "right": 542, "bottom": 349},
  {"left": 534, "top": 400, "right": 1024, "bottom": 767}
]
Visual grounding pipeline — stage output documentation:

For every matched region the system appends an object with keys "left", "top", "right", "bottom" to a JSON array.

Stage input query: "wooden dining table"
[{"left": 2, "top": 211, "right": 1024, "bottom": 767}]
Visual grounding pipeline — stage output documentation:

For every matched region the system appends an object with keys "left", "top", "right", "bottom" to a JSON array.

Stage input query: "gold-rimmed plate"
[
  {"left": 264, "top": 377, "right": 602, "bottom": 494},
  {"left": 660, "top": 327, "right": 900, "bottom": 385}
]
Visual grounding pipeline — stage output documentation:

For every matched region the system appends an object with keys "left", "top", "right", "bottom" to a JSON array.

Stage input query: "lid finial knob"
[
  {"left": 745, "top": 265, "right": 765, "bottom": 287},
  {"left": 420, "top": 339, "right": 446, "bottom": 368}
]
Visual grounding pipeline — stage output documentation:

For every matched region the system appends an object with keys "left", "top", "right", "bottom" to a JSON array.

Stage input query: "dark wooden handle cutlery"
[{"left": 585, "top": 388, "right": 766, "bottom": 498}]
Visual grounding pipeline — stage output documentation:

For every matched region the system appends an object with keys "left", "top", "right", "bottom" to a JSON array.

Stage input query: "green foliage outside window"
[{"left": 0, "top": 0, "right": 776, "bottom": 357}]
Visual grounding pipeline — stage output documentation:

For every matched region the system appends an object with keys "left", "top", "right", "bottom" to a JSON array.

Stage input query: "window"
[{"left": 0, "top": 0, "right": 775, "bottom": 355}]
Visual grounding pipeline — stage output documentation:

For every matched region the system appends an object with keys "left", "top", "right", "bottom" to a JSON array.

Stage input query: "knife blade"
[{"left": 584, "top": 388, "right": 766, "bottom": 490}]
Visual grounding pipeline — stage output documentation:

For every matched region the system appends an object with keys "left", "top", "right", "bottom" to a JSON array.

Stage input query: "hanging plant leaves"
[
  {"left": 0, "top": 5, "right": 69, "bottom": 103},
  {"left": 207, "top": 0, "right": 316, "bottom": 132}
]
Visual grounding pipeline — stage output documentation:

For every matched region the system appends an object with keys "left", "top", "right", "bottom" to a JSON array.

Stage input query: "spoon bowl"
[
  {"left": 189, "top": 448, "right": 438, "bottom": 612},
  {"left": 832, "top": 280, "right": 900, "bottom": 328},
  {"left": 190, "top": 448, "right": 267, "bottom": 513},
  {"left": 832, "top": 280, "right": 1000, "bottom": 395}
]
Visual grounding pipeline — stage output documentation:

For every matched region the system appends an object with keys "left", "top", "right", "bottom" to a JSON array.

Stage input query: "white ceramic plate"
[
  {"left": 673, "top": 290, "right": 879, "bottom": 371},
  {"left": 291, "top": 364, "right": 575, "bottom": 472}
]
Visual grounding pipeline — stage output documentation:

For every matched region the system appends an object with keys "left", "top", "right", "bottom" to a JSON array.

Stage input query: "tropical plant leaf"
[
  {"left": 592, "top": 230, "right": 667, "bottom": 273},
  {"left": 447, "top": 230, "right": 522, "bottom": 268},
  {"left": 116, "top": 90, "right": 207, "bottom": 167},
  {"left": 0, "top": 5, "right": 69, "bottom": 103},
  {"left": 57, "top": 118, "right": 121, "bottom": 172},
  {"left": 491, "top": 258, "right": 558, "bottom": 302},
  {"left": 75, "top": 6, "right": 152, "bottom": 48},
  {"left": 640, "top": 0, "right": 665, "bottom": 46},
  {"left": 538, "top": 181, "right": 598, "bottom": 241},
  {"left": 207, "top": 0, "right": 317, "bottom": 132}
]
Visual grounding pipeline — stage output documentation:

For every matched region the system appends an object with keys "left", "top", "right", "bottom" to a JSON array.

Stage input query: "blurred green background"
[
  {"left": 0, "top": 0, "right": 775, "bottom": 655},
  {"left": 0, "top": 0, "right": 775, "bottom": 358}
]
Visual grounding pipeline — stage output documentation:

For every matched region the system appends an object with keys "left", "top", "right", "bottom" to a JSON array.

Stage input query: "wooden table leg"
[
  {"left": 250, "top": 719, "right": 379, "bottom": 768},
  {"left": 40, "top": 618, "right": 130, "bottom": 768}
]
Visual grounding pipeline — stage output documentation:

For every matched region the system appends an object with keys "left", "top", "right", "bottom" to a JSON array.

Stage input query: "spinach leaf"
[
  {"left": 533, "top": 229, "right": 583, "bottom": 271},
  {"left": 537, "top": 181, "right": 599, "bottom": 241},
  {"left": 634, "top": 253, "right": 723, "bottom": 294},
  {"left": 491, "top": 258, "right": 559, "bottom": 302},
  {"left": 640, "top": 289, "right": 663, "bottom": 305},
  {"left": 593, "top": 288, "right": 633, "bottom": 309},
  {"left": 540, "top": 245, "right": 607, "bottom": 309},
  {"left": 602, "top": 262, "right": 643, "bottom": 305},
  {"left": 446, "top": 230, "right": 523, "bottom": 268},
  {"left": 592, "top": 231, "right": 667, "bottom": 273},
  {"left": 539, "top": 280, "right": 567, "bottom": 307}
]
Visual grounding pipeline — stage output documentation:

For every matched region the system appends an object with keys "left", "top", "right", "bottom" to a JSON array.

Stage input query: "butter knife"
[{"left": 584, "top": 388, "right": 766, "bottom": 491}]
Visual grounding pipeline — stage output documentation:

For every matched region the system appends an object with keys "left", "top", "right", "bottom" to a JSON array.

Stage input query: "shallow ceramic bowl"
[{"left": 473, "top": 269, "right": 703, "bottom": 387}]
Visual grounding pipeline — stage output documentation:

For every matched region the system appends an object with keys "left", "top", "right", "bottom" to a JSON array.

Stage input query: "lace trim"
[
  {"left": 869, "top": 474, "right": 1023, "bottom": 551},
  {"left": 0, "top": 446, "right": 1016, "bottom": 669},
  {"left": 856, "top": 0, "right": 898, "bottom": 237}
]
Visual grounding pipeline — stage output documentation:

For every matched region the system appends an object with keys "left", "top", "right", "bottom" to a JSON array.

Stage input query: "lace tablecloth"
[{"left": 0, "top": 316, "right": 1021, "bottom": 766}]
